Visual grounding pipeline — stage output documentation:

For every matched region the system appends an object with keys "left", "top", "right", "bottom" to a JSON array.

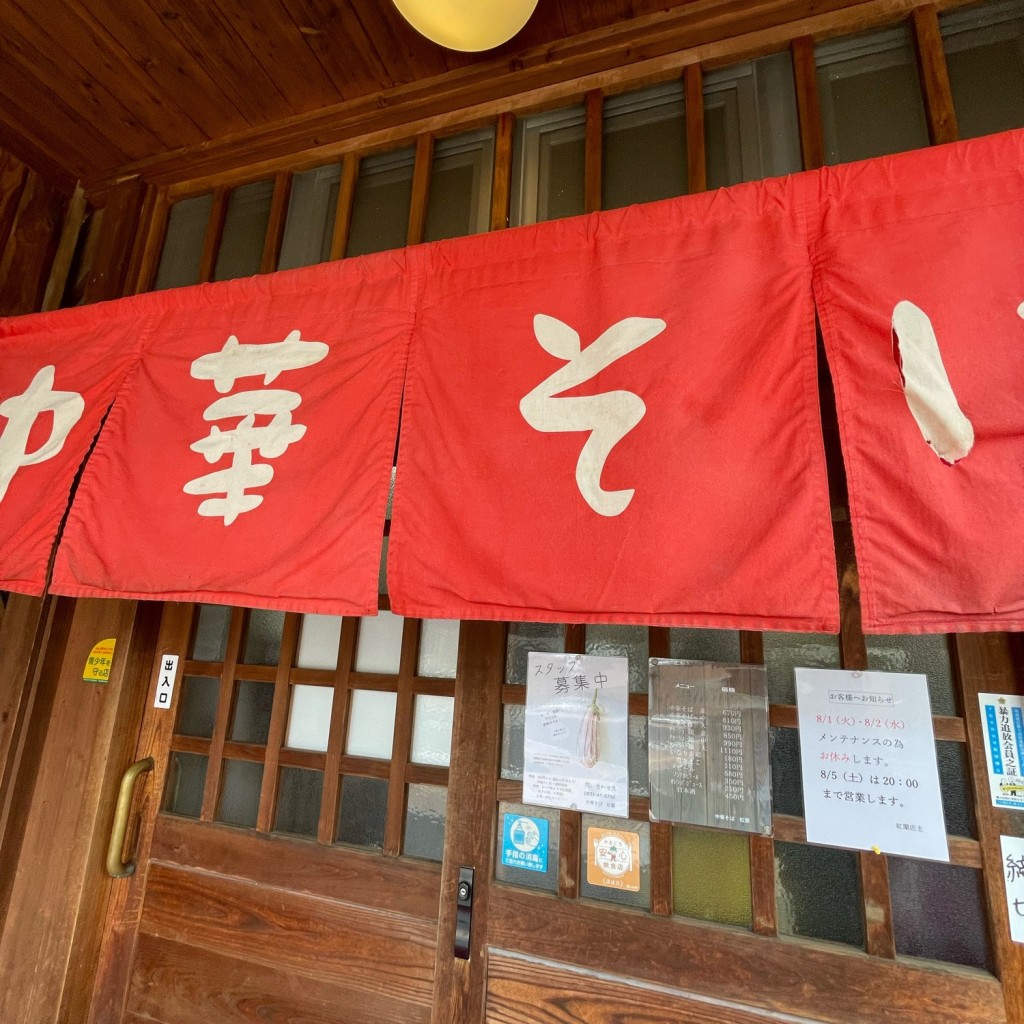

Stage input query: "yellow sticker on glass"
[
  {"left": 587, "top": 827, "right": 640, "bottom": 892},
  {"left": 83, "top": 638, "right": 116, "bottom": 684}
]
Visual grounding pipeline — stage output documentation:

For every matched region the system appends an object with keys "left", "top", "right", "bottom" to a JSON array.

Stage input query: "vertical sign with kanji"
[
  {"left": 1002, "top": 835, "right": 1024, "bottom": 944},
  {"left": 523, "top": 653, "right": 629, "bottom": 817},
  {"left": 153, "top": 654, "right": 180, "bottom": 710},
  {"left": 648, "top": 659, "right": 772, "bottom": 834},
  {"left": 796, "top": 668, "right": 948, "bottom": 861},
  {"left": 979, "top": 693, "right": 1024, "bottom": 810}
]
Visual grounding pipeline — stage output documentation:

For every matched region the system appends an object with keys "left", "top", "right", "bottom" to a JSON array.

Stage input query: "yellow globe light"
[{"left": 392, "top": 0, "right": 540, "bottom": 52}]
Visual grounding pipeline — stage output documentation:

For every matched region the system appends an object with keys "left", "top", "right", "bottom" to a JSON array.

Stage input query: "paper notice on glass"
[
  {"left": 796, "top": 668, "right": 948, "bottom": 862},
  {"left": 648, "top": 659, "right": 772, "bottom": 835},
  {"left": 979, "top": 693, "right": 1024, "bottom": 810},
  {"left": 524, "top": 653, "right": 628, "bottom": 817},
  {"left": 1002, "top": 835, "right": 1024, "bottom": 944}
]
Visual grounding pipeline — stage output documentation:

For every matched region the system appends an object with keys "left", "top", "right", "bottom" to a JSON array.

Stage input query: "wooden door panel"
[
  {"left": 151, "top": 814, "right": 442, "bottom": 920},
  {"left": 136, "top": 861, "right": 436, "bottom": 1005},
  {"left": 486, "top": 952, "right": 793, "bottom": 1024},
  {"left": 128, "top": 933, "right": 430, "bottom": 1024},
  {"left": 488, "top": 887, "right": 1005, "bottom": 1024}
]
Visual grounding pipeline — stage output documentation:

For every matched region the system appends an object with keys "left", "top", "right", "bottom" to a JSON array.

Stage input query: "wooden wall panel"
[
  {"left": 128, "top": 933, "right": 430, "bottom": 1024},
  {"left": 489, "top": 887, "right": 1005, "bottom": 1024},
  {"left": 139, "top": 862, "right": 436, "bottom": 1005}
]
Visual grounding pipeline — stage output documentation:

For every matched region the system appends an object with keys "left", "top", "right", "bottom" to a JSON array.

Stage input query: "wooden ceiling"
[{"left": 0, "top": 0, "right": 706, "bottom": 190}]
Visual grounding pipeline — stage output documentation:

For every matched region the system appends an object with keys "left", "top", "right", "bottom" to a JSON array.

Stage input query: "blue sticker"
[{"left": 501, "top": 813, "right": 549, "bottom": 873}]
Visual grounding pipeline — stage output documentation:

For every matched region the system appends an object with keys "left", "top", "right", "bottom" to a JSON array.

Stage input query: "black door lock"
[{"left": 454, "top": 866, "right": 474, "bottom": 959}]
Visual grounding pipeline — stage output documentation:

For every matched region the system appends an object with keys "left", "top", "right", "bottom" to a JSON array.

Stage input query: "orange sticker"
[
  {"left": 83, "top": 638, "right": 116, "bottom": 684},
  {"left": 586, "top": 827, "right": 640, "bottom": 892}
]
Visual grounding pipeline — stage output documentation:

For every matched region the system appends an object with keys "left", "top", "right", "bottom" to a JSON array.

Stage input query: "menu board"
[
  {"left": 523, "top": 653, "right": 629, "bottom": 817},
  {"left": 648, "top": 659, "right": 772, "bottom": 835},
  {"left": 797, "top": 668, "right": 948, "bottom": 862}
]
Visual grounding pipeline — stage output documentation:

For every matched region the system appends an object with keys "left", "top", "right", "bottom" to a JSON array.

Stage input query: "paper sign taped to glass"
[
  {"left": 648, "top": 659, "right": 772, "bottom": 835},
  {"left": 796, "top": 668, "right": 948, "bottom": 862},
  {"left": 523, "top": 652, "right": 629, "bottom": 817}
]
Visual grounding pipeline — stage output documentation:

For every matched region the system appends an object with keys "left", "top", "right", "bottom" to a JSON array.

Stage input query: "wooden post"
[
  {"left": 792, "top": 36, "right": 826, "bottom": 171},
  {"left": 329, "top": 153, "right": 361, "bottom": 260},
  {"left": 912, "top": 5, "right": 959, "bottom": 146},
  {"left": 584, "top": 90, "right": 603, "bottom": 214},
  {"left": 431, "top": 620, "right": 505, "bottom": 1024},
  {"left": 490, "top": 112, "right": 515, "bottom": 231},
  {"left": 684, "top": 64, "right": 706, "bottom": 193}
]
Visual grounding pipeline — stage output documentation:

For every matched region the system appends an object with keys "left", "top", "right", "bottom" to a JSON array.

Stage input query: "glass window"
[
  {"left": 500, "top": 702, "right": 525, "bottom": 780},
  {"left": 273, "top": 767, "right": 323, "bottom": 839},
  {"left": 346, "top": 690, "right": 397, "bottom": 760},
  {"left": 704, "top": 51, "right": 802, "bottom": 188},
  {"left": 865, "top": 634, "right": 956, "bottom": 716},
  {"left": 243, "top": 609, "right": 285, "bottom": 666},
  {"left": 816, "top": 26, "right": 930, "bottom": 163},
  {"left": 505, "top": 622, "right": 566, "bottom": 684},
  {"left": 213, "top": 179, "right": 274, "bottom": 281},
  {"left": 417, "top": 619, "right": 460, "bottom": 678},
  {"left": 163, "top": 751, "right": 208, "bottom": 818},
  {"left": 190, "top": 603, "right": 231, "bottom": 661},
  {"left": 216, "top": 759, "right": 263, "bottom": 828},
  {"left": 404, "top": 783, "right": 448, "bottom": 861},
  {"left": 511, "top": 106, "right": 586, "bottom": 226},
  {"left": 585, "top": 624, "right": 649, "bottom": 693},
  {"left": 424, "top": 128, "right": 496, "bottom": 241},
  {"left": 337, "top": 775, "right": 388, "bottom": 848},
  {"left": 154, "top": 194, "right": 213, "bottom": 291},
  {"left": 668, "top": 627, "right": 741, "bottom": 664},
  {"left": 409, "top": 694, "right": 455, "bottom": 766},
  {"left": 277, "top": 163, "right": 341, "bottom": 270},
  {"left": 763, "top": 631, "right": 841, "bottom": 705},
  {"left": 229, "top": 680, "right": 274, "bottom": 745},
  {"left": 942, "top": 0, "right": 1024, "bottom": 138},
  {"left": 355, "top": 611, "right": 405, "bottom": 674},
  {"left": 776, "top": 840, "right": 865, "bottom": 947},
  {"left": 176, "top": 676, "right": 220, "bottom": 739},
  {"left": 295, "top": 613, "right": 343, "bottom": 671},
  {"left": 602, "top": 81, "right": 686, "bottom": 209},
  {"left": 673, "top": 825, "right": 752, "bottom": 927},
  {"left": 285, "top": 684, "right": 334, "bottom": 752},
  {"left": 346, "top": 147, "right": 416, "bottom": 256}
]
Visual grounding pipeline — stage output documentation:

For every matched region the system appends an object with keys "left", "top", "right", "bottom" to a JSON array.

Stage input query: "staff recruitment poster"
[
  {"left": 796, "top": 668, "right": 948, "bottom": 862},
  {"left": 524, "top": 652, "right": 629, "bottom": 817}
]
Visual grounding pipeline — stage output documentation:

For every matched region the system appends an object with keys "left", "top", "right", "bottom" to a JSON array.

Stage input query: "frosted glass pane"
[
  {"left": 703, "top": 51, "right": 802, "bottom": 189},
  {"left": 286, "top": 684, "right": 334, "bottom": 752},
  {"left": 337, "top": 775, "right": 388, "bottom": 848},
  {"left": 154, "top": 194, "right": 213, "bottom": 291},
  {"left": 177, "top": 675, "right": 219, "bottom": 738},
  {"left": 505, "top": 622, "right": 565, "bottom": 684},
  {"left": 776, "top": 841, "right": 864, "bottom": 947},
  {"left": 424, "top": 128, "right": 495, "bottom": 241},
  {"left": 346, "top": 690, "right": 397, "bottom": 760},
  {"left": 355, "top": 611, "right": 405, "bottom": 674},
  {"left": 763, "top": 631, "right": 840, "bottom": 705},
  {"left": 410, "top": 695, "right": 454, "bottom": 766},
  {"left": 213, "top": 179, "right": 274, "bottom": 281},
  {"left": 580, "top": 815, "right": 651, "bottom": 910},
  {"left": 889, "top": 858, "right": 993, "bottom": 971},
  {"left": 417, "top": 619, "right": 460, "bottom": 678},
  {"left": 404, "top": 783, "right": 448, "bottom": 861},
  {"left": 669, "top": 628, "right": 741, "bottom": 664},
  {"left": 495, "top": 802, "right": 560, "bottom": 892},
  {"left": 511, "top": 107, "right": 585, "bottom": 226},
  {"left": 501, "top": 703, "right": 525, "bottom": 780},
  {"left": 346, "top": 147, "right": 415, "bottom": 256},
  {"left": 274, "top": 767, "right": 322, "bottom": 839},
  {"left": 942, "top": 2, "right": 1024, "bottom": 139},
  {"left": 190, "top": 603, "right": 231, "bottom": 661},
  {"left": 816, "top": 26, "right": 929, "bottom": 164},
  {"left": 585, "top": 624, "right": 649, "bottom": 693},
  {"left": 866, "top": 634, "right": 955, "bottom": 716},
  {"left": 602, "top": 81, "right": 686, "bottom": 210},
  {"left": 278, "top": 163, "right": 340, "bottom": 270},
  {"left": 217, "top": 759, "right": 263, "bottom": 829},
  {"left": 770, "top": 726, "right": 804, "bottom": 817},
  {"left": 296, "top": 614, "right": 343, "bottom": 670},
  {"left": 673, "top": 825, "right": 752, "bottom": 927},
  {"left": 629, "top": 715, "right": 649, "bottom": 797},
  {"left": 164, "top": 752, "right": 207, "bottom": 818},
  {"left": 230, "top": 680, "right": 274, "bottom": 745},
  {"left": 938, "top": 740, "right": 977, "bottom": 838},
  {"left": 243, "top": 609, "right": 285, "bottom": 666}
]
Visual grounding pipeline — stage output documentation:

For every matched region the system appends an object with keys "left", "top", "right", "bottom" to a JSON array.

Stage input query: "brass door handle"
[{"left": 105, "top": 756, "right": 154, "bottom": 878}]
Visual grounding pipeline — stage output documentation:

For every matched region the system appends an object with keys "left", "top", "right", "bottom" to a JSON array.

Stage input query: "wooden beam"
[
  {"left": 954, "top": 634, "right": 1024, "bottom": 1024},
  {"left": 199, "top": 609, "right": 244, "bottom": 822},
  {"left": 126, "top": 184, "right": 169, "bottom": 295},
  {"left": 912, "top": 5, "right": 959, "bottom": 146},
  {"left": 329, "top": 154, "right": 360, "bottom": 261},
  {"left": 82, "top": 176, "right": 147, "bottom": 304},
  {"left": 132, "top": 0, "right": 978, "bottom": 196},
  {"left": 40, "top": 183, "right": 87, "bottom": 311},
  {"left": 384, "top": 619, "right": 420, "bottom": 856},
  {"left": 684, "top": 64, "right": 706, "bottom": 193},
  {"left": 256, "top": 614, "right": 300, "bottom": 833},
  {"left": 430, "top": 620, "right": 505, "bottom": 1024},
  {"left": 407, "top": 133, "right": 435, "bottom": 246},
  {"left": 196, "top": 185, "right": 229, "bottom": 284},
  {"left": 489, "top": 112, "right": 515, "bottom": 231},
  {"left": 584, "top": 90, "right": 603, "bottom": 214},
  {"left": 259, "top": 170, "right": 292, "bottom": 274},
  {"left": 792, "top": 36, "right": 826, "bottom": 171}
]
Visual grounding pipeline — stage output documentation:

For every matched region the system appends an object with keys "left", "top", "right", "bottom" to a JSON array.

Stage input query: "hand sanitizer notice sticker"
[{"left": 501, "top": 813, "right": 549, "bottom": 873}]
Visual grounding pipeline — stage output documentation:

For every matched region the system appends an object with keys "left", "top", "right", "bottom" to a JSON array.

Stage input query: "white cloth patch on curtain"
[{"left": 891, "top": 300, "right": 974, "bottom": 465}]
